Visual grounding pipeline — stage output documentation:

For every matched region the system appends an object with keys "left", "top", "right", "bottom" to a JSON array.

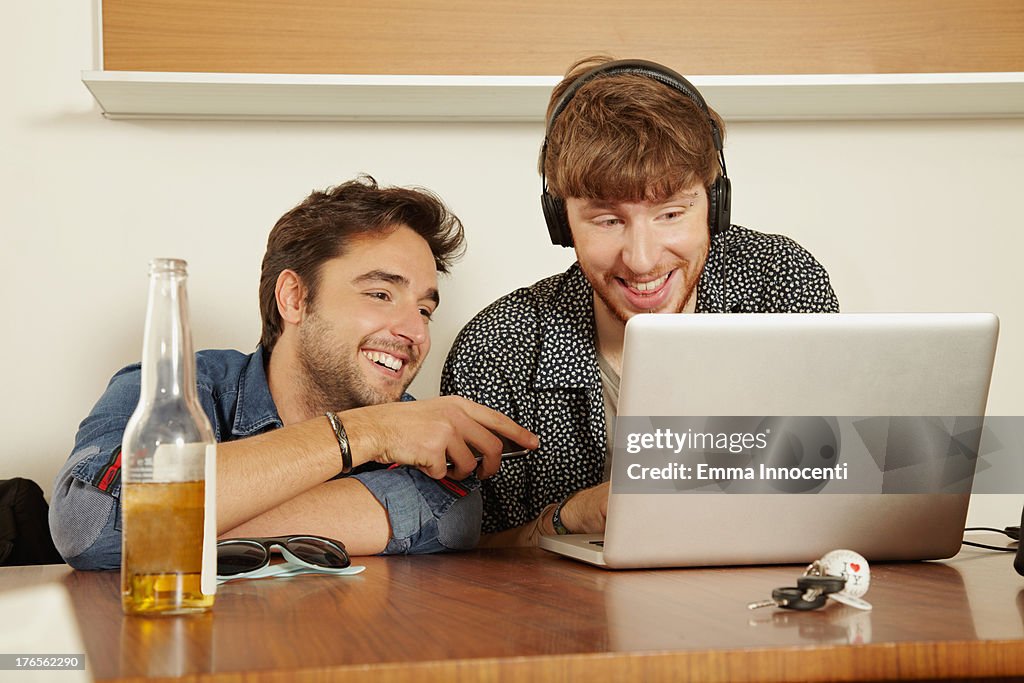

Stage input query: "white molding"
[
  {"left": 93, "top": 0, "right": 104, "bottom": 71},
  {"left": 80, "top": 71, "right": 1024, "bottom": 122}
]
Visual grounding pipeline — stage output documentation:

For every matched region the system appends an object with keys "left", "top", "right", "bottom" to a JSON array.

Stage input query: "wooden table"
[{"left": 3, "top": 547, "right": 1024, "bottom": 682}]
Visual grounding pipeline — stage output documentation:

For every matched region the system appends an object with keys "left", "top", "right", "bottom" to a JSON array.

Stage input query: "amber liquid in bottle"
[
  {"left": 121, "top": 480, "right": 212, "bottom": 614},
  {"left": 121, "top": 258, "right": 215, "bottom": 615}
]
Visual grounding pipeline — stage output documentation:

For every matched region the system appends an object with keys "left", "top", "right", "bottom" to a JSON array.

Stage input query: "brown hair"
[
  {"left": 258, "top": 175, "right": 465, "bottom": 354},
  {"left": 542, "top": 55, "right": 725, "bottom": 203}
]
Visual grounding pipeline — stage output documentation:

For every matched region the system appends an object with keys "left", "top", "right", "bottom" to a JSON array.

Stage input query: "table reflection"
[
  {"left": 64, "top": 565, "right": 380, "bottom": 679},
  {"left": 601, "top": 560, "right": 974, "bottom": 650}
]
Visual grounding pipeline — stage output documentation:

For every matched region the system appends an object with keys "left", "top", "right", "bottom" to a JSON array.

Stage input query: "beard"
[
  {"left": 583, "top": 256, "right": 706, "bottom": 325},
  {"left": 295, "top": 310, "right": 421, "bottom": 415}
]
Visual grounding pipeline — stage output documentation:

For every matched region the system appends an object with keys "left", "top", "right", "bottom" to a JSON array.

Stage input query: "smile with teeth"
[
  {"left": 623, "top": 272, "right": 671, "bottom": 294},
  {"left": 362, "top": 350, "right": 405, "bottom": 372}
]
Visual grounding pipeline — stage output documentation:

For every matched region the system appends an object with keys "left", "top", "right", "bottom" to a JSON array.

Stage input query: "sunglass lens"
[
  {"left": 216, "top": 542, "right": 269, "bottom": 576},
  {"left": 287, "top": 538, "right": 350, "bottom": 569}
]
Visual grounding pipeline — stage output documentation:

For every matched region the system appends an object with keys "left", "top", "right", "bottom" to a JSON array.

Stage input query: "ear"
[{"left": 275, "top": 269, "right": 307, "bottom": 326}]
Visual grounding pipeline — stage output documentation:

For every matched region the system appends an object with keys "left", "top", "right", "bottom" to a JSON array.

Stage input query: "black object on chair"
[{"left": 0, "top": 478, "right": 65, "bottom": 566}]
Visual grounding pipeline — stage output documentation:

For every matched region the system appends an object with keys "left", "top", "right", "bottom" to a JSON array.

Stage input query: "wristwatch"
[{"left": 551, "top": 494, "right": 574, "bottom": 535}]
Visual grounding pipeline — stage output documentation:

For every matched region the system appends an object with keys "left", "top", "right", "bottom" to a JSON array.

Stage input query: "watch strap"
[{"left": 551, "top": 493, "right": 574, "bottom": 535}]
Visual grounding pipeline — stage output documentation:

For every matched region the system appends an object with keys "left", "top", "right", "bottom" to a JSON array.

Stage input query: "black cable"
[
  {"left": 962, "top": 540, "right": 1017, "bottom": 552},
  {"left": 965, "top": 526, "right": 1014, "bottom": 537},
  {"left": 962, "top": 526, "right": 1019, "bottom": 552}
]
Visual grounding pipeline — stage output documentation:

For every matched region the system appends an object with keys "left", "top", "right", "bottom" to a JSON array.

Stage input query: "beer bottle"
[{"left": 121, "top": 258, "right": 216, "bottom": 615}]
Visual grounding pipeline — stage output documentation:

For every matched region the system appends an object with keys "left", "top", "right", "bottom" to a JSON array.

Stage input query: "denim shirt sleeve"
[{"left": 49, "top": 366, "right": 141, "bottom": 570}]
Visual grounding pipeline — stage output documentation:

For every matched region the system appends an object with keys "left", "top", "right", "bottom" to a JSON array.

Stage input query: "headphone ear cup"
[
  {"left": 541, "top": 192, "right": 573, "bottom": 247},
  {"left": 710, "top": 175, "right": 731, "bottom": 236}
]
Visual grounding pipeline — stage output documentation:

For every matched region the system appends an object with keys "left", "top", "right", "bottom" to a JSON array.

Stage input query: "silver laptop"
[{"left": 539, "top": 313, "right": 999, "bottom": 568}]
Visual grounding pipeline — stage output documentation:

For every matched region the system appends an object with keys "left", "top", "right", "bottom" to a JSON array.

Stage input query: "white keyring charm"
[
  {"left": 818, "top": 548, "right": 870, "bottom": 597},
  {"left": 817, "top": 548, "right": 872, "bottom": 610},
  {"left": 829, "top": 592, "right": 873, "bottom": 610}
]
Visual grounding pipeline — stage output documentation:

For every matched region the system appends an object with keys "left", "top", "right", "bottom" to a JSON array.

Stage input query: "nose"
[
  {"left": 621, "top": 220, "right": 660, "bottom": 275},
  {"left": 392, "top": 303, "right": 429, "bottom": 347}
]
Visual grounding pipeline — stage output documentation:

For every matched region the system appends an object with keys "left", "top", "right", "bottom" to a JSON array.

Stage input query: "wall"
[{"left": 2, "top": 2, "right": 1021, "bottom": 527}]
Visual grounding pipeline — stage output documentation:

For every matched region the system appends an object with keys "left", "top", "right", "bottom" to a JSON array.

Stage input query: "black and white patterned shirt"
[{"left": 441, "top": 226, "right": 840, "bottom": 533}]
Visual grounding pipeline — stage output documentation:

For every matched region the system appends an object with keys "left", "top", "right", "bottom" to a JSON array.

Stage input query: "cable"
[
  {"left": 962, "top": 540, "right": 1016, "bottom": 552},
  {"left": 962, "top": 526, "right": 1020, "bottom": 552},
  {"left": 965, "top": 526, "right": 1015, "bottom": 537}
]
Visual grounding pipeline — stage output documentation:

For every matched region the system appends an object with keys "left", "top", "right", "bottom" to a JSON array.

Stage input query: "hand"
[
  {"left": 557, "top": 482, "right": 610, "bottom": 534},
  {"left": 339, "top": 396, "right": 538, "bottom": 481}
]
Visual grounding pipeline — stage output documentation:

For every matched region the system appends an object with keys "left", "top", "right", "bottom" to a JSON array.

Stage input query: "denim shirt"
[{"left": 50, "top": 348, "right": 284, "bottom": 570}]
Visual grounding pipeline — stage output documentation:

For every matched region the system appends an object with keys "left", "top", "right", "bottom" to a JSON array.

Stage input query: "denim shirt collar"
[{"left": 232, "top": 346, "right": 284, "bottom": 437}]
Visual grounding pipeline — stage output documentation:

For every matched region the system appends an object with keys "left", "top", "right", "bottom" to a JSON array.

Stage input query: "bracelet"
[
  {"left": 324, "top": 412, "right": 353, "bottom": 474},
  {"left": 551, "top": 493, "right": 574, "bottom": 536}
]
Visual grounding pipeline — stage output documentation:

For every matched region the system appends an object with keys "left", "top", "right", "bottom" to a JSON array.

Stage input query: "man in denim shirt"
[{"left": 51, "top": 176, "right": 537, "bottom": 570}]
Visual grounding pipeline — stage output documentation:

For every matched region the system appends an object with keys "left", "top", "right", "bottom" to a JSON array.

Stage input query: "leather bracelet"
[
  {"left": 324, "top": 412, "right": 353, "bottom": 474},
  {"left": 551, "top": 493, "right": 574, "bottom": 536}
]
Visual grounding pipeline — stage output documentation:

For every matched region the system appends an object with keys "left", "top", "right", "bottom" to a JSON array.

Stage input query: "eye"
[
  {"left": 419, "top": 307, "right": 434, "bottom": 321},
  {"left": 594, "top": 216, "right": 623, "bottom": 228},
  {"left": 365, "top": 291, "right": 391, "bottom": 302}
]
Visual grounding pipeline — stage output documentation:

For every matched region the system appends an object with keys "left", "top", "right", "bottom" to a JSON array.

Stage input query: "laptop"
[{"left": 539, "top": 313, "right": 999, "bottom": 568}]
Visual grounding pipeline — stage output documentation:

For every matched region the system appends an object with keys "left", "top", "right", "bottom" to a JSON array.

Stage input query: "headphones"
[{"left": 540, "top": 59, "right": 731, "bottom": 248}]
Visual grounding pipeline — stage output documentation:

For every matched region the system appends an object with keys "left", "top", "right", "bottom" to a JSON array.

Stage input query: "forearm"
[
  {"left": 217, "top": 399, "right": 534, "bottom": 534},
  {"left": 478, "top": 504, "right": 557, "bottom": 548},
  {"left": 216, "top": 415, "right": 347, "bottom": 532},
  {"left": 219, "top": 477, "right": 390, "bottom": 556},
  {"left": 216, "top": 405, "right": 407, "bottom": 532}
]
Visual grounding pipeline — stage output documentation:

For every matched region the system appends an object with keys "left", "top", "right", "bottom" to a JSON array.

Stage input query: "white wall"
[{"left": 3, "top": 3, "right": 1021, "bottom": 528}]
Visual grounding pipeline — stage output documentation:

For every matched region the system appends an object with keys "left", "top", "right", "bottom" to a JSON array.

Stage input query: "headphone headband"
[
  {"left": 546, "top": 59, "right": 719, "bottom": 147},
  {"left": 540, "top": 59, "right": 731, "bottom": 247}
]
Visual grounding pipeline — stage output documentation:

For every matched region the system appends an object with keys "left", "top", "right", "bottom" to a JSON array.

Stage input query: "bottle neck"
[{"left": 139, "top": 261, "right": 199, "bottom": 406}]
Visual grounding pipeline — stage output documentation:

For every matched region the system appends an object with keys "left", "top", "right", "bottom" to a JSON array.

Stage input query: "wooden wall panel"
[{"left": 102, "top": 0, "right": 1024, "bottom": 76}]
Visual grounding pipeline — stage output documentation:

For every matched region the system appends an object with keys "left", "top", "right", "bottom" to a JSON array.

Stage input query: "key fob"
[{"left": 772, "top": 587, "right": 828, "bottom": 611}]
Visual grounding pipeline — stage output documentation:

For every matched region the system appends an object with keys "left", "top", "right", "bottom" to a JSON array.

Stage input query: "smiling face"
[
  {"left": 295, "top": 225, "right": 439, "bottom": 413},
  {"left": 566, "top": 183, "right": 711, "bottom": 327}
]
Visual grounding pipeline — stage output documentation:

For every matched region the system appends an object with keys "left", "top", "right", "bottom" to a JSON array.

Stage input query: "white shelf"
[{"left": 81, "top": 71, "right": 1024, "bottom": 122}]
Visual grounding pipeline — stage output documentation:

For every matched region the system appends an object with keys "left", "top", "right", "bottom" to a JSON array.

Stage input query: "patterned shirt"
[{"left": 441, "top": 226, "right": 840, "bottom": 534}]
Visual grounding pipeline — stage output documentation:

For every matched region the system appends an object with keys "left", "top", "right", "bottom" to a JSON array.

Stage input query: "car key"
[
  {"left": 797, "top": 575, "right": 846, "bottom": 603},
  {"left": 747, "top": 586, "right": 828, "bottom": 611}
]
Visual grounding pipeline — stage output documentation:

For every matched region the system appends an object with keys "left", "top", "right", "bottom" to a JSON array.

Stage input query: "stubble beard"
[
  {"left": 585, "top": 258, "right": 705, "bottom": 325},
  {"left": 295, "top": 311, "right": 419, "bottom": 415}
]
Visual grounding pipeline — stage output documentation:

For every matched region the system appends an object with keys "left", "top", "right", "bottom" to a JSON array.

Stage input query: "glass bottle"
[{"left": 121, "top": 258, "right": 216, "bottom": 615}]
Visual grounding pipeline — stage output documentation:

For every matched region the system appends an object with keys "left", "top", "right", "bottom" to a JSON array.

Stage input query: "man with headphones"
[{"left": 441, "top": 56, "right": 839, "bottom": 545}]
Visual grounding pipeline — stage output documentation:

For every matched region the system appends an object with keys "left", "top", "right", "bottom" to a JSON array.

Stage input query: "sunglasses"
[{"left": 216, "top": 535, "right": 357, "bottom": 583}]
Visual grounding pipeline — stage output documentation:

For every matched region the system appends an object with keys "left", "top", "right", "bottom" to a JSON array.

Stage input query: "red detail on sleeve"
[
  {"left": 97, "top": 450, "right": 122, "bottom": 492},
  {"left": 437, "top": 477, "right": 468, "bottom": 497}
]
